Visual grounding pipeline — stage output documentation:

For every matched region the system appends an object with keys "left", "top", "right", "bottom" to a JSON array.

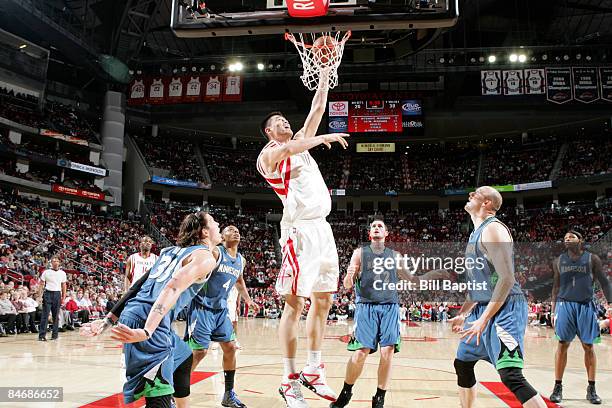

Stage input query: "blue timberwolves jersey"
[
  {"left": 464, "top": 217, "right": 523, "bottom": 302},
  {"left": 557, "top": 251, "right": 593, "bottom": 302},
  {"left": 194, "top": 245, "right": 245, "bottom": 310},
  {"left": 123, "top": 245, "right": 210, "bottom": 321},
  {"left": 355, "top": 245, "right": 399, "bottom": 304}
]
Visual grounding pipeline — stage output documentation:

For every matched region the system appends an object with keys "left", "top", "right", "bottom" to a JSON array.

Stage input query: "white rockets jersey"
[
  {"left": 186, "top": 77, "right": 201, "bottom": 96},
  {"left": 206, "top": 76, "right": 221, "bottom": 97},
  {"left": 169, "top": 77, "right": 183, "bottom": 97},
  {"left": 225, "top": 75, "right": 241, "bottom": 95},
  {"left": 131, "top": 80, "right": 145, "bottom": 99},
  {"left": 150, "top": 79, "right": 164, "bottom": 98},
  {"left": 127, "top": 252, "right": 158, "bottom": 286},
  {"left": 228, "top": 286, "right": 239, "bottom": 307},
  {"left": 256, "top": 140, "right": 331, "bottom": 226}
]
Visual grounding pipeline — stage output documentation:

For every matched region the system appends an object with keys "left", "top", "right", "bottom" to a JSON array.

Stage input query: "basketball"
[{"left": 312, "top": 35, "right": 338, "bottom": 64}]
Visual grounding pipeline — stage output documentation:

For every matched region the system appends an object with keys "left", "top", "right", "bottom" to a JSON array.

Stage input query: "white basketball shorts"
[{"left": 276, "top": 219, "right": 339, "bottom": 297}]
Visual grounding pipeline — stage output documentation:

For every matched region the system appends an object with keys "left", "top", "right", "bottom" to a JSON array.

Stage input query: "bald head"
[{"left": 479, "top": 186, "right": 503, "bottom": 212}]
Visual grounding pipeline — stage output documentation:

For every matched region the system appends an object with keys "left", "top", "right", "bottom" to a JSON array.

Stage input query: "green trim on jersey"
[{"left": 134, "top": 376, "right": 175, "bottom": 400}]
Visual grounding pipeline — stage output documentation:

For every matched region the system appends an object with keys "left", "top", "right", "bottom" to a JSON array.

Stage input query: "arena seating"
[
  {"left": 131, "top": 132, "right": 204, "bottom": 182},
  {"left": 0, "top": 88, "right": 100, "bottom": 144},
  {"left": 558, "top": 133, "right": 612, "bottom": 179}
]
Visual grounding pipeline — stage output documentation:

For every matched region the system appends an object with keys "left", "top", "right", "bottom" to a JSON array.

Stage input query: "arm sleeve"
[{"left": 109, "top": 270, "right": 150, "bottom": 317}]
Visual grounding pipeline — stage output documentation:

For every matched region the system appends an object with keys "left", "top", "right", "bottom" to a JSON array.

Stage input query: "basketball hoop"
[{"left": 285, "top": 31, "right": 351, "bottom": 91}]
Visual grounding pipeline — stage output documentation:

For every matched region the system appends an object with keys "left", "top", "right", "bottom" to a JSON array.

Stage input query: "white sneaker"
[
  {"left": 279, "top": 374, "right": 308, "bottom": 408},
  {"left": 299, "top": 364, "right": 337, "bottom": 402}
]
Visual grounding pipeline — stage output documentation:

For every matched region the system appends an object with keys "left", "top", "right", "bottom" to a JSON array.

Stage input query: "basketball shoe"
[
  {"left": 279, "top": 373, "right": 308, "bottom": 408},
  {"left": 299, "top": 364, "right": 337, "bottom": 401}
]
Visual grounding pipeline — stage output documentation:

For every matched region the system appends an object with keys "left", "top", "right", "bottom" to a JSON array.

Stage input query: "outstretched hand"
[
  {"left": 449, "top": 314, "right": 466, "bottom": 333},
  {"left": 110, "top": 323, "right": 148, "bottom": 344},
  {"left": 459, "top": 317, "right": 489, "bottom": 345},
  {"left": 320, "top": 133, "right": 349, "bottom": 149},
  {"left": 79, "top": 318, "right": 112, "bottom": 337}
]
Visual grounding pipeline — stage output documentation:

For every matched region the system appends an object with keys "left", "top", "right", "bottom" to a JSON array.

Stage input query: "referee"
[{"left": 38, "top": 256, "right": 67, "bottom": 341}]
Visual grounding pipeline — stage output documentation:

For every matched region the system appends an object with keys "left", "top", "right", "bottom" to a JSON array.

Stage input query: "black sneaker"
[
  {"left": 38, "top": 337, "right": 47, "bottom": 342},
  {"left": 587, "top": 384, "right": 602, "bottom": 405},
  {"left": 51, "top": 336, "right": 58, "bottom": 340},
  {"left": 221, "top": 390, "right": 246, "bottom": 408},
  {"left": 372, "top": 395, "right": 385, "bottom": 408},
  {"left": 549, "top": 383, "right": 562, "bottom": 403},
  {"left": 330, "top": 390, "right": 352, "bottom": 408}
]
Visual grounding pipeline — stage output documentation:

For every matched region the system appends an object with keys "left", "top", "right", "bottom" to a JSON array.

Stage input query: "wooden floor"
[{"left": 1, "top": 319, "right": 611, "bottom": 408}]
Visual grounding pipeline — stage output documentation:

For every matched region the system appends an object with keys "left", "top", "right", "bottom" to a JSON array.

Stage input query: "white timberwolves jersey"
[
  {"left": 150, "top": 79, "right": 164, "bottom": 98},
  {"left": 257, "top": 140, "right": 331, "bottom": 225},
  {"left": 186, "top": 77, "right": 201, "bottom": 96},
  {"left": 130, "top": 80, "right": 145, "bottom": 99},
  {"left": 127, "top": 252, "right": 158, "bottom": 286},
  {"left": 206, "top": 76, "right": 221, "bottom": 98},
  {"left": 169, "top": 77, "right": 183, "bottom": 98}
]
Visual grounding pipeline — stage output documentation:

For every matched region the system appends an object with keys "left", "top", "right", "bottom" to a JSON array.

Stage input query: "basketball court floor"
[{"left": 1, "top": 319, "right": 610, "bottom": 407}]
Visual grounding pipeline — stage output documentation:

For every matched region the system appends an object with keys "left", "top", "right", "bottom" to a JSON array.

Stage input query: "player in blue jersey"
[
  {"left": 105, "top": 211, "right": 221, "bottom": 408},
  {"left": 332, "top": 219, "right": 447, "bottom": 408},
  {"left": 450, "top": 186, "right": 546, "bottom": 408},
  {"left": 185, "top": 225, "right": 258, "bottom": 408},
  {"left": 549, "top": 230, "right": 611, "bottom": 405}
]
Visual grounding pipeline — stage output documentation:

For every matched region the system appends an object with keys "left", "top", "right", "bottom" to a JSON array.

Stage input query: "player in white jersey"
[
  {"left": 257, "top": 70, "right": 349, "bottom": 408},
  {"left": 227, "top": 286, "right": 241, "bottom": 348},
  {"left": 124, "top": 236, "right": 158, "bottom": 292}
]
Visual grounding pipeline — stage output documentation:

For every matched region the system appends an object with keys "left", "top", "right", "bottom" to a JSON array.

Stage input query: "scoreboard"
[
  {"left": 349, "top": 100, "right": 402, "bottom": 132},
  {"left": 328, "top": 99, "right": 423, "bottom": 134}
]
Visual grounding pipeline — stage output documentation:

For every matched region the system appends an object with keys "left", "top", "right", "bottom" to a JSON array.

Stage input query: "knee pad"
[
  {"left": 144, "top": 395, "right": 173, "bottom": 408},
  {"left": 173, "top": 354, "right": 193, "bottom": 398},
  {"left": 454, "top": 359, "right": 477, "bottom": 388},
  {"left": 498, "top": 367, "right": 538, "bottom": 404}
]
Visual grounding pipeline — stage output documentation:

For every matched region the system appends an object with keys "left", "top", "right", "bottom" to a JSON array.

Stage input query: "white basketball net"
[{"left": 285, "top": 31, "right": 351, "bottom": 91}]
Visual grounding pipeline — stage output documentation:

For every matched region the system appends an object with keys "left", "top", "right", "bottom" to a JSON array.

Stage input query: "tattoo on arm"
[{"left": 152, "top": 304, "right": 165, "bottom": 315}]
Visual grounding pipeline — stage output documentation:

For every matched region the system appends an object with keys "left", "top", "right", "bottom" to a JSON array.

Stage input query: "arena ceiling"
[{"left": 1, "top": 0, "right": 612, "bottom": 85}]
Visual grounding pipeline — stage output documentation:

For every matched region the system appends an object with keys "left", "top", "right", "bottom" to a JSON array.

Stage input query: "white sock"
[
  {"left": 283, "top": 358, "right": 297, "bottom": 378},
  {"left": 307, "top": 350, "right": 322, "bottom": 367}
]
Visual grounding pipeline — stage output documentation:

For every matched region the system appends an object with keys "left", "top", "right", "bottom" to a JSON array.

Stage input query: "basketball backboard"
[{"left": 171, "top": 0, "right": 458, "bottom": 38}]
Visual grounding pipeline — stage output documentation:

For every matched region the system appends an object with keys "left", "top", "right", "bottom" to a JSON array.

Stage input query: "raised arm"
[
  {"left": 343, "top": 248, "right": 362, "bottom": 289},
  {"left": 259, "top": 133, "right": 349, "bottom": 175},
  {"left": 294, "top": 71, "right": 329, "bottom": 140}
]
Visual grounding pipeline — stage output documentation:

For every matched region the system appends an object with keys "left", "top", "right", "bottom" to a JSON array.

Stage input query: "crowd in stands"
[
  {"left": 0, "top": 159, "right": 104, "bottom": 194},
  {"left": 157, "top": 132, "right": 612, "bottom": 193},
  {"left": 482, "top": 136, "right": 559, "bottom": 185},
  {"left": 0, "top": 191, "right": 147, "bottom": 334},
  {"left": 1, "top": 189, "right": 610, "bottom": 335},
  {"left": 131, "top": 132, "right": 203, "bottom": 182},
  {"left": 0, "top": 87, "right": 100, "bottom": 144},
  {"left": 558, "top": 133, "right": 612, "bottom": 179}
]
